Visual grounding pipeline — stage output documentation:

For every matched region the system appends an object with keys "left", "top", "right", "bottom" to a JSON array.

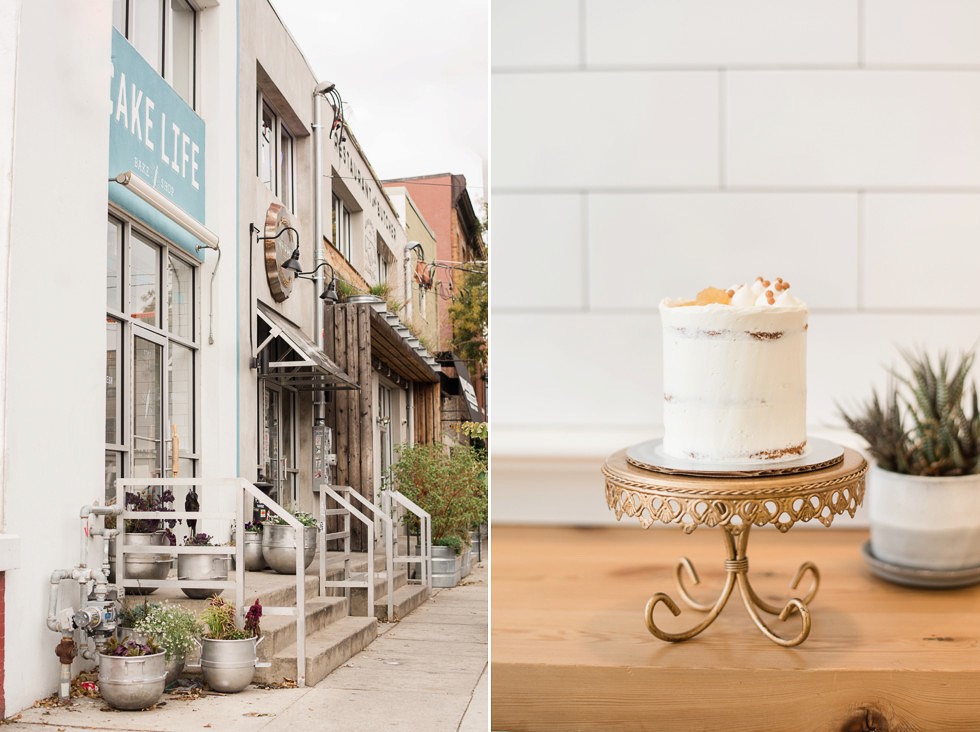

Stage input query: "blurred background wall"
[{"left": 491, "top": 0, "right": 980, "bottom": 525}]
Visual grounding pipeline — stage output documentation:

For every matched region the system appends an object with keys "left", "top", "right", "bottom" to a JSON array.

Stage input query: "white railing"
[
  {"left": 113, "top": 477, "right": 309, "bottom": 687},
  {"left": 318, "top": 485, "right": 393, "bottom": 621},
  {"left": 381, "top": 489, "right": 432, "bottom": 590}
]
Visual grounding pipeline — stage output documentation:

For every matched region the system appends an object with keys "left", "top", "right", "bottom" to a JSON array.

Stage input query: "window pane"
[
  {"left": 131, "top": 0, "right": 164, "bottom": 75},
  {"left": 259, "top": 103, "right": 275, "bottom": 190},
  {"left": 133, "top": 337, "right": 162, "bottom": 478},
  {"left": 280, "top": 126, "right": 293, "bottom": 209},
  {"left": 106, "top": 451, "right": 122, "bottom": 507},
  {"left": 169, "top": 343, "right": 194, "bottom": 456},
  {"left": 171, "top": 0, "right": 195, "bottom": 105},
  {"left": 106, "top": 319, "right": 122, "bottom": 444},
  {"left": 331, "top": 195, "right": 340, "bottom": 250},
  {"left": 112, "top": 0, "right": 126, "bottom": 34},
  {"left": 131, "top": 234, "right": 160, "bottom": 327},
  {"left": 178, "top": 458, "right": 195, "bottom": 479},
  {"left": 107, "top": 218, "right": 122, "bottom": 311},
  {"left": 167, "top": 255, "right": 193, "bottom": 339}
]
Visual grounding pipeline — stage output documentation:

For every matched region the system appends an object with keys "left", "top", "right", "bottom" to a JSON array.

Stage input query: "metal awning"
[{"left": 256, "top": 302, "right": 358, "bottom": 391}]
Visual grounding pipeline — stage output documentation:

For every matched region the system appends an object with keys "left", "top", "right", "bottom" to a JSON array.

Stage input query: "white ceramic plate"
[{"left": 625, "top": 437, "right": 844, "bottom": 477}]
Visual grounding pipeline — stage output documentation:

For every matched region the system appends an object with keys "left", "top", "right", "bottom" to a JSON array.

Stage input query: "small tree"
[{"left": 389, "top": 442, "right": 487, "bottom": 554}]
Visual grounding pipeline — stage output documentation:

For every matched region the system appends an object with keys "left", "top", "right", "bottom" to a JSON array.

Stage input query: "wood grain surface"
[{"left": 491, "top": 525, "right": 980, "bottom": 731}]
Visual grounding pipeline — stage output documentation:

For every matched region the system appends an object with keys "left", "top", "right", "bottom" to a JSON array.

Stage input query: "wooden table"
[{"left": 491, "top": 525, "right": 980, "bottom": 731}]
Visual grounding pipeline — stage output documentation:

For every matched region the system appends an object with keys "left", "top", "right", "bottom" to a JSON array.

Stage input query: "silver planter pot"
[
  {"left": 98, "top": 651, "right": 166, "bottom": 710},
  {"left": 177, "top": 553, "right": 228, "bottom": 599},
  {"left": 116, "top": 626, "right": 184, "bottom": 685},
  {"left": 108, "top": 532, "right": 174, "bottom": 594},
  {"left": 431, "top": 544, "right": 463, "bottom": 588},
  {"left": 199, "top": 637, "right": 259, "bottom": 693},
  {"left": 261, "top": 523, "right": 316, "bottom": 574},
  {"left": 243, "top": 532, "right": 266, "bottom": 571}
]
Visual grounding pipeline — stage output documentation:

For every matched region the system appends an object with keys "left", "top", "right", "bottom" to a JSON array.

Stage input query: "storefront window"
[
  {"left": 332, "top": 194, "right": 353, "bottom": 261},
  {"left": 168, "top": 254, "right": 193, "bottom": 340},
  {"left": 131, "top": 234, "right": 160, "bottom": 328},
  {"left": 133, "top": 336, "right": 163, "bottom": 479},
  {"left": 106, "top": 319, "right": 122, "bottom": 444},
  {"left": 105, "top": 214, "right": 200, "bottom": 499},
  {"left": 112, "top": 0, "right": 197, "bottom": 107},
  {"left": 107, "top": 218, "right": 122, "bottom": 311}
]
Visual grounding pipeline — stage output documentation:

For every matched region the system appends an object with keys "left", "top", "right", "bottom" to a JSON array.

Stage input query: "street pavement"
[{"left": 3, "top": 561, "right": 488, "bottom": 731}]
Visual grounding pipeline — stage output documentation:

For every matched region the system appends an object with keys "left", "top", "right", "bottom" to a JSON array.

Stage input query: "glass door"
[{"left": 261, "top": 383, "right": 296, "bottom": 508}]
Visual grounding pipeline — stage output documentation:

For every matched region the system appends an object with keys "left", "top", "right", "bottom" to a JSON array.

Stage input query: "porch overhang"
[{"left": 256, "top": 301, "right": 359, "bottom": 391}]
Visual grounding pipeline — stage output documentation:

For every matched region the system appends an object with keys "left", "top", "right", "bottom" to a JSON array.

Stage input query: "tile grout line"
[
  {"left": 719, "top": 69, "right": 726, "bottom": 189},
  {"left": 582, "top": 192, "right": 590, "bottom": 311},
  {"left": 857, "top": 190, "right": 864, "bottom": 311}
]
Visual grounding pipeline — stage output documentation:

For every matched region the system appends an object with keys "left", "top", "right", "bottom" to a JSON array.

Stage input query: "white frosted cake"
[{"left": 659, "top": 278, "right": 808, "bottom": 464}]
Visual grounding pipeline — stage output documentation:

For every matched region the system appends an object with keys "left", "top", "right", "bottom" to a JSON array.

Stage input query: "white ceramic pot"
[{"left": 869, "top": 465, "right": 980, "bottom": 570}]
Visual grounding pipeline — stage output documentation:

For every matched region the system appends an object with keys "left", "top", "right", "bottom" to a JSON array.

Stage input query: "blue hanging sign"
[{"left": 108, "top": 28, "right": 206, "bottom": 258}]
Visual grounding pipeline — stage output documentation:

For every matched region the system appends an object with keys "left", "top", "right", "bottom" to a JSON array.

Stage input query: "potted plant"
[
  {"left": 390, "top": 442, "right": 488, "bottom": 587},
  {"left": 841, "top": 349, "right": 980, "bottom": 578},
  {"left": 107, "top": 488, "right": 178, "bottom": 594},
  {"left": 194, "top": 596, "right": 264, "bottom": 693},
  {"left": 133, "top": 602, "right": 201, "bottom": 686},
  {"left": 242, "top": 521, "right": 266, "bottom": 571},
  {"left": 262, "top": 509, "right": 318, "bottom": 574},
  {"left": 116, "top": 599, "right": 157, "bottom": 641},
  {"left": 177, "top": 532, "right": 229, "bottom": 599},
  {"left": 98, "top": 636, "right": 166, "bottom": 710}
]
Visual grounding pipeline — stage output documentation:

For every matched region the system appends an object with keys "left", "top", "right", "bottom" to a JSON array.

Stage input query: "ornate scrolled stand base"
[
  {"left": 604, "top": 444, "right": 867, "bottom": 648},
  {"left": 645, "top": 525, "right": 820, "bottom": 647}
]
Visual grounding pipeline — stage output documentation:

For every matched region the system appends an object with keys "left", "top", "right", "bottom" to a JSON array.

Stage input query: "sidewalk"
[{"left": 3, "top": 562, "right": 487, "bottom": 731}]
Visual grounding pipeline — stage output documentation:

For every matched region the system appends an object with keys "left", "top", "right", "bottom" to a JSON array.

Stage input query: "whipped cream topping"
[{"left": 663, "top": 277, "right": 807, "bottom": 311}]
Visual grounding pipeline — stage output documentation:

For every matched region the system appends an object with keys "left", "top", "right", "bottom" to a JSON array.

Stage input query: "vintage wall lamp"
[{"left": 281, "top": 249, "right": 340, "bottom": 303}]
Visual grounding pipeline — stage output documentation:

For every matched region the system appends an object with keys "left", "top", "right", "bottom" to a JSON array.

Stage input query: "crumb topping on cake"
[
  {"left": 749, "top": 442, "right": 807, "bottom": 460},
  {"left": 665, "top": 277, "right": 805, "bottom": 310}
]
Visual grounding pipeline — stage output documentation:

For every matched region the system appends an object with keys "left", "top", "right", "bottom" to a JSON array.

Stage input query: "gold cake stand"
[{"left": 603, "top": 443, "right": 867, "bottom": 647}]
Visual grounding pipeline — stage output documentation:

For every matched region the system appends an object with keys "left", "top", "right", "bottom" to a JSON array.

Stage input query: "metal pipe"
[
  {"left": 45, "top": 570, "right": 70, "bottom": 631},
  {"left": 313, "top": 86, "right": 327, "bottom": 427},
  {"left": 111, "top": 172, "right": 219, "bottom": 248}
]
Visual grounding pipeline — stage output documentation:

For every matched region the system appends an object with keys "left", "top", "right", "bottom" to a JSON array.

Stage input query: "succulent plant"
[{"left": 840, "top": 349, "right": 980, "bottom": 476}]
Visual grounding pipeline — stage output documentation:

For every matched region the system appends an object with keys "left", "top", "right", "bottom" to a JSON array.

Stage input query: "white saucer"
[
  {"left": 625, "top": 437, "right": 844, "bottom": 478},
  {"left": 861, "top": 541, "right": 980, "bottom": 589}
]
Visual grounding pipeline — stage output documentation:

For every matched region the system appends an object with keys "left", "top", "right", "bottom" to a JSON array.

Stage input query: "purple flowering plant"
[
  {"left": 184, "top": 532, "right": 214, "bottom": 546},
  {"left": 103, "top": 636, "right": 161, "bottom": 657},
  {"left": 124, "top": 488, "right": 179, "bottom": 544}
]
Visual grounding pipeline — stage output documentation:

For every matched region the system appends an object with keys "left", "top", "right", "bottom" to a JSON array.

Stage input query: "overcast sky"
[{"left": 269, "top": 0, "right": 489, "bottom": 208}]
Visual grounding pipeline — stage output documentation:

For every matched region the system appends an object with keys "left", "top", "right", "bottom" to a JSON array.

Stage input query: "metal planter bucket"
[
  {"left": 198, "top": 637, "right": 261, "bottom": 693},
  {"left": 243, "top": 532, "right": 266, "bottom": 571},
  {"left": 108, "top": 533, "right": 173, "bottom": 594},
  {"left": 177, "top": 553, "right": 229, "bottom": 599},
  {"left": 261, "top": 524, "right": 316, "bottom": 574},
  {"left": 431, "top": 544, "right": 462, "bottom": 588},
  {"left": 116, "top": 628, "right": 184, "bottom": 685},
  {"left": 98, "top": 652, "right": 166, "bottom": 710}
]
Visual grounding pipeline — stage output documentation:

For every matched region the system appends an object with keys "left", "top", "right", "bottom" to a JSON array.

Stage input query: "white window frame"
[
  {"left": 257, "top": 93, "right": 295, "bottom": 211},
  {"left": 112, "top": 0, "right": 198, "bottom": 108},
  {"left": 106, "top": 210, "right": 201, "bottom": 504},
  {"left": 332, "top": 193, "right": 353, "bottom": 261}
]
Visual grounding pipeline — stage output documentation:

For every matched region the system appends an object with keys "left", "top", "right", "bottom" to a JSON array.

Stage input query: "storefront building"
[{"left": 0, "top": 0, "right": 438, "bottom": 712}]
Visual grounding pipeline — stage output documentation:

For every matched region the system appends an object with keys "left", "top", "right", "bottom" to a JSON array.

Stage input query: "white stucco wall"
[
  {"left": 194, "top": 0, "right": 242, "bottom": 538},
  {"left": 4, "top": 0, "right": 111, "bottom": 714}
]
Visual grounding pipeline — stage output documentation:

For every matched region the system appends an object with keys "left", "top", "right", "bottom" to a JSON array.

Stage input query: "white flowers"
[{"left": 133, "top": 603, "right": 202, "bottom": 660}]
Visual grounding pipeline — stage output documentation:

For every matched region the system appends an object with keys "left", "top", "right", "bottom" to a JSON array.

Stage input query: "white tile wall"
[
  {"left": 492, "top": 193, "right": 585, "bottom": 309},
  {"left": 491, "top": 1, "right": 980, "bottom": 523},
  {"left": 727, "top": 71, "right": 980, "bottom": 187},
  {"left": 492, "top": 72, "right": 719, "bottom": 189},
  {"left": 586, "top": 0, "right": 858, "bottom": 67},
  {"left": 864, "top": 0, "right": 980, "bottom": 66},
  {"left": 862, "top": 194, "right": 980, "bottom": 310},
  {"left": 587, "top": 193, "right": 859, "bottom": 311},
  {"left": 491, "top": 0, "right": 580, "bottom": 69}
]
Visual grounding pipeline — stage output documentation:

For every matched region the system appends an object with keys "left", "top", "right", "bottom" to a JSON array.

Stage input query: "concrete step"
[
  {"left": 258, "top": 595, "right": 349, "bottom": 658},
  {"left": 257, "top": 615, "right": 378, "bottom": 686},
  {"left": 370, "top": 583, "right": 430, "bottom": 622}
]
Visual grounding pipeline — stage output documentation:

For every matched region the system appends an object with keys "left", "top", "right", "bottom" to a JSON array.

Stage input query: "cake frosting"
[{"left": 660, "top": 278, "right": 808, "bottom": 464}]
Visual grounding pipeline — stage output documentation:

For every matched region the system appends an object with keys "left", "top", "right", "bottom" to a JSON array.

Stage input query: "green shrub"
[{"left": 389, "top": 443, "right": 487, "bottom": 554}]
